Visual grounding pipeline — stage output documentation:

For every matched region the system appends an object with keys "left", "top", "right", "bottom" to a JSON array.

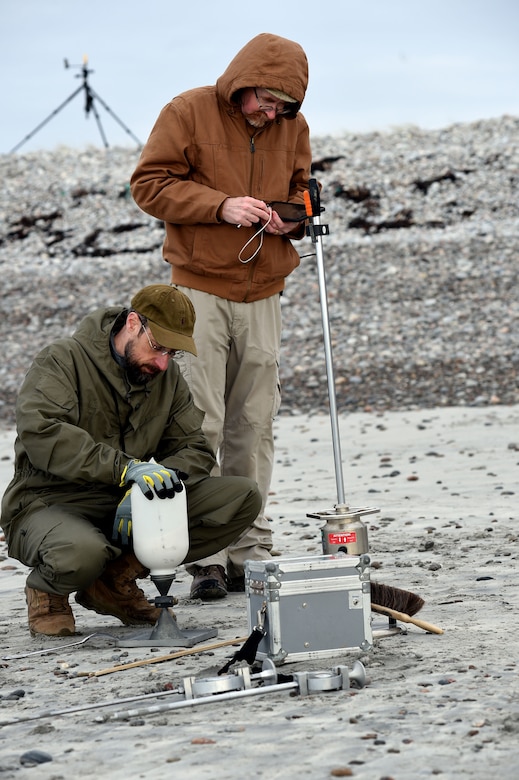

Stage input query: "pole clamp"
[{"left": 306, "top": 223, "right": 329, "bottom": 240}]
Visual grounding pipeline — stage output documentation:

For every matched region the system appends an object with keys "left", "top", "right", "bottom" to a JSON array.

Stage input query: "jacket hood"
[
  {"left": 72, "top": 307, "right": 133, "bottom": 385},
  {"left": 216, "top": 33, "right": 308, "bottom": 110},
  {"left": 73, "top": 306, "right": 120, "bottom": 355}
]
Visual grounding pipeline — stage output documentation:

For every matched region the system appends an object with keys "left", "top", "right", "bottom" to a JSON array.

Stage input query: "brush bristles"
[{"left": 370, "top": 581, "right": 425, "bottom": 617}]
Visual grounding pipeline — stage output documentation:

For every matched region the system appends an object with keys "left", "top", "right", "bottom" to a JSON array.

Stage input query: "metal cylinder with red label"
[{"left": 307, "top": 504, "right": 379, "bottom": 556}]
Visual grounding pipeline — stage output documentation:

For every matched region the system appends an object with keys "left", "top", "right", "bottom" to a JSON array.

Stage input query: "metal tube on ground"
[
  {"left": 0, "top": 687, "right": 184, "bottom": 727},
  {"left": 97, "top": 682, "right": 298, "bottom": 722}
]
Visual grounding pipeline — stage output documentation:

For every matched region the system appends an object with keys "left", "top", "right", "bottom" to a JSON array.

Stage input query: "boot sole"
[{"left": 29, "top": 625, "right": 76, "bottom": 637}]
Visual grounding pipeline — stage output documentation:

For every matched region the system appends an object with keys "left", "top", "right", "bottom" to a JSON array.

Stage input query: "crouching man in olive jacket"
[{"left": 0, "top": 285, "right": 261, "bottom": 637}]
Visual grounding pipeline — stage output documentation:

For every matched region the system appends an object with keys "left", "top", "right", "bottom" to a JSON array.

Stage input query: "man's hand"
[
  {"left": 221, "top": 196, "right": 271, "bottom": 227},
  {"left": 113, "top": 489, "right": 132, "bottom": 546},
  {"left": 264, "top": 210, "right": 298, "bottom": 236},
  {"left": 120, "top": 459, "right": 186, "bottom": 500}
]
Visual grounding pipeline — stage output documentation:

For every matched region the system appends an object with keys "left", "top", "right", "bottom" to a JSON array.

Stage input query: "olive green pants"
[{"left": 11, "top": 476, "right": 260, "bottom": 595}]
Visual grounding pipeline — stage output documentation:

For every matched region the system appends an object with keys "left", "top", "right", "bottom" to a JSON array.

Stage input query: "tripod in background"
[{"left": 9, "top": 56, "right": 142, "bottom": 154}]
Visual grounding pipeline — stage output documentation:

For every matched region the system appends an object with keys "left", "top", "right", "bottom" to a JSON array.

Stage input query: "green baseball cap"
[{"left": 131, "top": 285, "right": 197, "bottom": 355}]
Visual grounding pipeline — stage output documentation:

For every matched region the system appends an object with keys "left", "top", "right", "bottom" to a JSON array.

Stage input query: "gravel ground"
[
  {"left": 1, "top": 405, "right": 518, "bottom": 779},
  {"left": 0, "top": 114, "right": 518, "bottom": 424}
]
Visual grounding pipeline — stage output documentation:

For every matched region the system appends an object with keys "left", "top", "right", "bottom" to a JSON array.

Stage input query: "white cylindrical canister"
[{"left": 130, "top": 483, "right": 190, "bottom": 577}]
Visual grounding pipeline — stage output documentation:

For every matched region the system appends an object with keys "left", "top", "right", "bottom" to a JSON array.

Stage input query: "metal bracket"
[
  {"left": 306, "top": 223, "right": 330, "bottom": 240},
  {"left": 263, "top": 562, "right": 283, "bottom": 602}
]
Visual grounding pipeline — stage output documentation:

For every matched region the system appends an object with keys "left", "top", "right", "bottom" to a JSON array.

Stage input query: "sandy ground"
[{"left": 1, "top": 406, "right": 518, "bottom": 779}]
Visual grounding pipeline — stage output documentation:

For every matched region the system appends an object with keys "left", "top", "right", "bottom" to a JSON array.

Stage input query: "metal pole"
[
  {"left": 98, "top": 681, "right": 298, "bottom": 722},
  {"left": 0, "top": 687, "right": 184, "bottom": 728},
  {"left": 305, "top": 180, "right": 346, "bottom": 505}
]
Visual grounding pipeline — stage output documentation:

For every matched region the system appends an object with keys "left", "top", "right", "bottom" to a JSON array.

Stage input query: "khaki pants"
[
  {"left": 177, "top": 288, "right": 282, "bottom": 578},
  {"left": 11, "top": 477, "right": 260, "bottom": 595}
]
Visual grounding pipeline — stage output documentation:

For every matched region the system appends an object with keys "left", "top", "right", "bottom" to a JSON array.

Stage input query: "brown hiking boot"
[
  {"left": 190, "top": 565, "right": 228, "bottom": 600},
  {"left": 75, "top": 551, "right": 170, "bottom": 626},
  {"left": 25, "top": 585, "right": 75, "bottom": 637}
]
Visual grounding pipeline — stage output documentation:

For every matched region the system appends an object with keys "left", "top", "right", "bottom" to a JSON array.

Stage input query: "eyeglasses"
[
  {"left": 140, "top": 322, "right": 178, "bottom": 358},
  {"left": 253, "top": 88, "right": 292, "bottom": 116}
]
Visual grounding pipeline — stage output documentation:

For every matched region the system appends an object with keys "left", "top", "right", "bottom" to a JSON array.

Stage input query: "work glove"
[
  {"left": 112, "top": 489, "right": 132, "bottom": 546},
  {"left": 120, "top": 459, "right": 187, "bottom": 500}
]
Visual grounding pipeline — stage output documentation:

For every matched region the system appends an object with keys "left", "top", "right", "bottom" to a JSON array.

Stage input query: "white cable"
[{"left": 238, "top": 207, "right": 273, "bottom": 264}]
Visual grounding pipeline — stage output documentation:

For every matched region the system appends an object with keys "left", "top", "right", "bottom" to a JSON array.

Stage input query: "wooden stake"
[{"left": 76, "top": 635, "right": 249, "bottom": 677}]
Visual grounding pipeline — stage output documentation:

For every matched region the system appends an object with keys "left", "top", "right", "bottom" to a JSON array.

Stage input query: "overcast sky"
[{"left": 1, "top": 0, "right": 518, "bottom": 154}]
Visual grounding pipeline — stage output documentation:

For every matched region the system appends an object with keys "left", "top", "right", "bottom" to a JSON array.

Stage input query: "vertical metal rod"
[{"left": 311, "top": 211, "right": 346, "bottom": 505}]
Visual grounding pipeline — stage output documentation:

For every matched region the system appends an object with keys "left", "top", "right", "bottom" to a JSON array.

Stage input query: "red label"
[{"left": 328, "top": 532, "right": 357, "bottom": 545}]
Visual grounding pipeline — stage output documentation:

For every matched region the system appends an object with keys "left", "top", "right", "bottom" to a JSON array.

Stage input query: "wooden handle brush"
[
  {"left": 369, "top": 580, "right": 443, "bottom": 634},
  {"left": 371, "top": 603, "right": 444, "bottom": 634}
]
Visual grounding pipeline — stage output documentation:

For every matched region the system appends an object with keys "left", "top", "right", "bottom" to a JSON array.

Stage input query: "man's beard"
[
  {"left": 123, "top": 341, "right": 161, "bottom": 384},
  {"left": 245, "top": 112, "right": 272, "bottom": 129}
]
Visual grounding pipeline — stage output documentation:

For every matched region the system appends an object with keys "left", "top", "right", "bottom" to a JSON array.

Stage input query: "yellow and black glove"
[
  {"left": 120, "top": 459, "right": 186, "bottom": 500},
  {"left": 113, "top": 489, "right": 132, "bottom": 545}
]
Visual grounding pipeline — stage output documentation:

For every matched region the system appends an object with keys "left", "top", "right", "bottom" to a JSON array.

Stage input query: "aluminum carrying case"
[{"left": 245, "top": 553, "right": 373, "bottom": 664}]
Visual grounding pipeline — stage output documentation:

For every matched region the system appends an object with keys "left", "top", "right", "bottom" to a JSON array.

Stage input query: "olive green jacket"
[{"left": 0, "top": 307, "right": 216, "bottom": 545}]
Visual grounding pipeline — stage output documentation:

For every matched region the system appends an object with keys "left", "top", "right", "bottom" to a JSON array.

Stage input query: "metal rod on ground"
[
  {"left": 0, "top": 653, "right": 264, "bottom": 727},
  {"left": 0, "top": 687, "right": 185, "bottom": 727},
  {"left": 1, "top": 632, "right": 117, "bottom": 661},
  {"left": 97, "top": 682, "right": 299, "bottom": 722}
]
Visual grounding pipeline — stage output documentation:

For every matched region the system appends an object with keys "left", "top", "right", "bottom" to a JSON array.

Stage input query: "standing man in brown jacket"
[{"left": 131, "top": 33, "right": 312, "bottom": 599}]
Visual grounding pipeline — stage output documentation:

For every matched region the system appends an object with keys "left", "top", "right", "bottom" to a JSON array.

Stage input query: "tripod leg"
[
  {"left": 87, "top": 96, "right": 109, "bottom": 149},
  {"left": 9, "top": 85, "right": 84, "bottom": 154},
  {"left": 89, "top": 87, "right": 142, "bottom": 146}
]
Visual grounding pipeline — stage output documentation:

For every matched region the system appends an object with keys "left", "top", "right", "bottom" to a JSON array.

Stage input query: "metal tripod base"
[
  {"left": 372, "top": 617, "right": 406, "bottom": 640},
  {"left": 117, "top": 605, "right": 218, "bottom": 648}
]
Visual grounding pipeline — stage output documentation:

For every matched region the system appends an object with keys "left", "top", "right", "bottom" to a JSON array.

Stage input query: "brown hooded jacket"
[{"left": 130, "top": 33, "right": 311, "bottom": 303}]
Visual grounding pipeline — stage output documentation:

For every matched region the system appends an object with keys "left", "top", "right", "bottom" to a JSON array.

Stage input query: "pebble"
[
  {"left": 1, "top": 114, "right": 518, "bottom": 424},
  {"left": 19, "top": 750, "right": 53, "bottom": 766},
  {"left": 1, "top": 688, "right": 25, "bottom": 700}
]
